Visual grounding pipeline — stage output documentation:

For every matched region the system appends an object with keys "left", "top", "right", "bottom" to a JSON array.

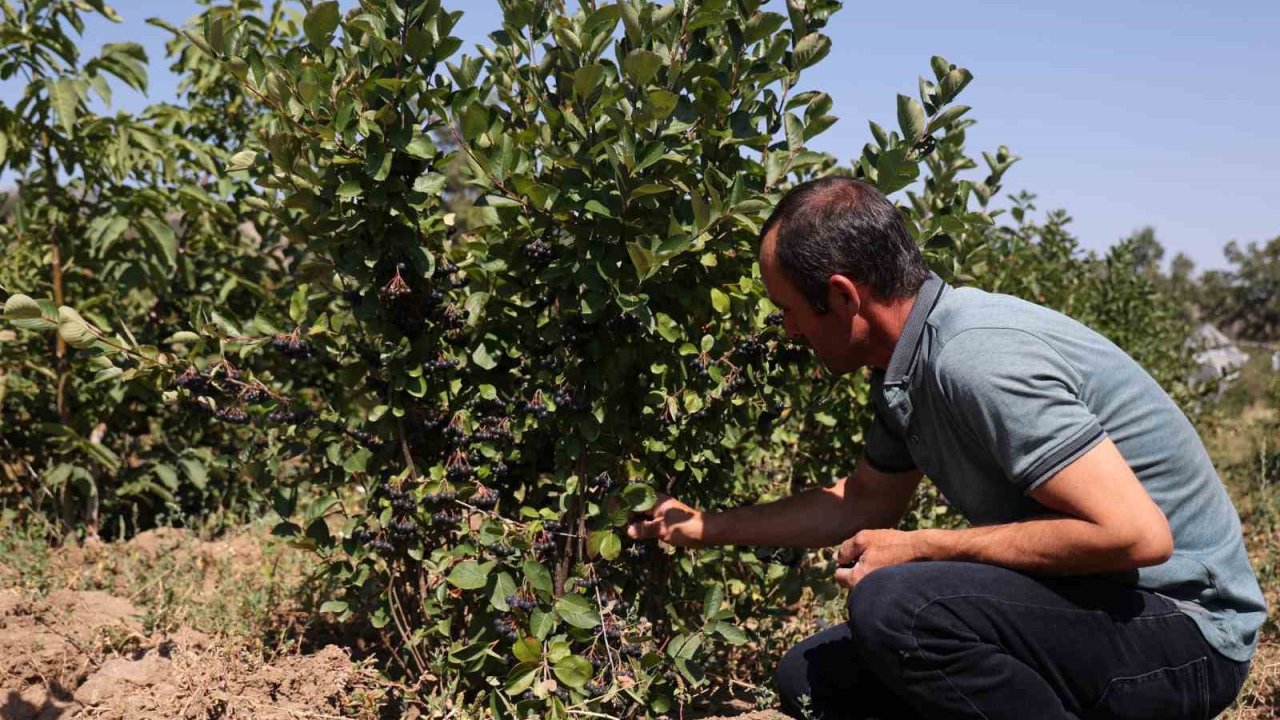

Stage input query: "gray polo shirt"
[{"left": 865, "top": 273, "right": 1266, "bottom": 662}]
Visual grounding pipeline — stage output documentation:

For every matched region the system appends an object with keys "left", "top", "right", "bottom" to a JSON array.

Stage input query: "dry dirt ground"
[{"left": 0, "top": 528, "right": 383, "bottom": 720}]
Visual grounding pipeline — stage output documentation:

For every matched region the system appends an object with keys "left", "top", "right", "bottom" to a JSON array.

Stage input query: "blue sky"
[{"left": 4, "top": 0, "right": 1277, "bottom": 272}]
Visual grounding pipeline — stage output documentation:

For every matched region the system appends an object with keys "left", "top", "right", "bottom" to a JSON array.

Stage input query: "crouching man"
[{"left": 626, "top": 177, "right": 1264, "bottom": 720}]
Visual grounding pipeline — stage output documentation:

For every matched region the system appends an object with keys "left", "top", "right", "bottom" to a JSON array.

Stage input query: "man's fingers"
[
  {"left": 833, "top": 561, "right": 866, "bottom": 589},
  {"left": 626, "top": 518, "right": 663, "bottom": 540},
  {"left": 835, "top": 531, "right": 869, "bottom": 567}
]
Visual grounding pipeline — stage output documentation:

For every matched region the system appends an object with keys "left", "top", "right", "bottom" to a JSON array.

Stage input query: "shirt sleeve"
[
  {"left": 864, "top": 408, "right": 918, "bottom": 473},
  {"left": 933, "top": 328, "right": 1106, "bottom": 494}
]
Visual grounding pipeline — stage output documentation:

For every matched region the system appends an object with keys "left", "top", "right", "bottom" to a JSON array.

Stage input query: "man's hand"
[
  {"left": 625, "top": 494, "right": 707, "bottom": 547},
  {"left": 834, "top": 528, "right": 928, "bottom": 589}
]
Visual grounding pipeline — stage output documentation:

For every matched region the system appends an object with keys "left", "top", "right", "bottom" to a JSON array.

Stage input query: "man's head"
[{"left": 759, "top": 176, "right": 930, "bottom": 374}]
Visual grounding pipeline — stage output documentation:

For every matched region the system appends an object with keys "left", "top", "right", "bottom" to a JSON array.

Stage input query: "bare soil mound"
[
  {"left": 0, "top": 587, "right": 375, "bottom": 720},
  {"left": 0, "top": 526, "right": 380, "bottom": 720}
]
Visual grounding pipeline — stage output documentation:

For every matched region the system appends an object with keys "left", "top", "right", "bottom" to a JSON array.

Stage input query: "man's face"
[{"left": 759, "top": 230, "right": 868, "bottom": 375}]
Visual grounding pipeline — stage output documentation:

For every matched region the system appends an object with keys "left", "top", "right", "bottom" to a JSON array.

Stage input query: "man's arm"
[
  {"left": 626, "top": 460, "right": 924, "bottom": 549},
  {"left": 834, "top": 437, "right": 1173, "bottom": 586}
]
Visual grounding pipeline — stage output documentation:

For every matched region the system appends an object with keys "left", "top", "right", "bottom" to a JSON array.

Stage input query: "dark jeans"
[{"left": 775, "top": 562, "right": 1250, "bottom": 720}]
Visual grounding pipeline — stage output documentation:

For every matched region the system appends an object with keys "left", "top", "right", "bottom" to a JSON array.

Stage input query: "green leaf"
[
  {"left": 529, "top": 608, "right": 554, "bottom": 639},
  {"left": 587, "top": 530, "right": 622, "bottom": 561},
  {"left": 304, "top": 1, "right": 341, "bottom": 48},
  {"left": 927, "top": 105, "right": 970, "bottom": 134},
  {"left": 897, "top": 94, "right": 927, "bottom": 142},
  {"left": 874, "top": 147, "right": 920, "bottom": 194},
  {"left": 226, "top": 149, "right": 257, "bottom": 173},
  {"left": 792, "top": 33, "right": 831, "bottom": 71},
  {"left": 50, "top": 77, "right": 79, "bottom": 135},
  {"left": 702, "top": 585, "right": 724, "bottom": 621},
  {"left": 491, "top": 572, "right": 516, "bottom": 611},
  {"left": 644, "top": 88, "right": 678, "bottom": 121},
  {"left": 623, "top": 49, "right": 663, "bottom": 86},
  {"left": 506, "top": 664, "right": 539, "bottom": 695},
  {"left": 714, "top": 621, "right": 748, "bottom": 645},
  {"left": 523, "top": 560, "right": 554, "bottom": 596},
  {"left": 621, "top": 483, "right": 657, "bottom": 511},
  {"left": 626, "top": 242, "right": 660, "bottom": 282},
  {"left": 629, "top": 183, "right": 669, "bottom": 200},
  {"left": 319, "top": 600, "right": 348, "bottom": 614},
  {"left": 573, "top": 64, "right": 604, "bottom": 100},
  {"left": 3, "top": 295, "right": 43, "bottom": 323},
  {"left": 138, "top": 216, "right": 177, "bottom": 266},
  {"left": 57, "top": 306, "right": 98, "bottom": 349},
  {"left": 667, "top": 632, "right": 702, "bottom": 660},
  {"left": 554, "top": 594, "right": 600, "bottom": 629},
  {"left": 710, "top": 288, "right": 730, "bottom": 315},
  {"left": 552, "top": 655, "right": 593, "bottom": 688},
  {"left": 447, "top": 560, "right": 495, "bottom": 590},
  {"left": 472, "top": 344, "right": 498, "bottom": 370},
  {"left": 404, "top": 134, "right": 435, "bottom": 159},
  {"left": 512, "top": 636, "right": 541, "bottom": 663}
]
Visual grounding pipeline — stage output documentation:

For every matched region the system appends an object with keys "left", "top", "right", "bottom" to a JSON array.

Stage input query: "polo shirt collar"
[{"left": 883, "top": 271, "right": 947, "bottom": 386}]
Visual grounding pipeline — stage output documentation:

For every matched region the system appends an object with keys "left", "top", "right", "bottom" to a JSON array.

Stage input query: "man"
[{"left": 625, "top": 177, "right": 1265, "bottom": 719}]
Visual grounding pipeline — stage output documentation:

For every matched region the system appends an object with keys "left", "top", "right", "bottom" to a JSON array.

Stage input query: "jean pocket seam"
[{"left": 1092, "top": 657, "right": 1209, "bottom": 717}]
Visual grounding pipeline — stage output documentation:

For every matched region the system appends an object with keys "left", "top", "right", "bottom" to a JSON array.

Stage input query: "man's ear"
[{"left": 826, "top": 274, "right": 861, "bottom": 316}]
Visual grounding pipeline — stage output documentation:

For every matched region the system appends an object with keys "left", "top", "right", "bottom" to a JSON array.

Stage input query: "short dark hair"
[{"left": 760, "top": 176, "right": 930, "bottom": 312}]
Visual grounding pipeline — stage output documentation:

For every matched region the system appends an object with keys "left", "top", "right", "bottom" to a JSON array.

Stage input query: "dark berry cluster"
[
  {"left": 602, "top": 621, "right": 622, "bottom": 640},
  {"left": 471, "top": 486, "right": 498, "bottom": 509},
  {"left": 506, "top": 593, "right": 536, "bottom": 611},
  {"left": 347, "top": 428, "right": 381, "bottom": 449},
  {"left": 216, "top": 406, "right": 250, "bottom": 425},
  {"left": 765, "top": 311, "right": 784, "bottom": 327},
  {"left": 553, "top": 388, "right": 589, "bottom": 411},
  {"left": 423, "top": 357, "right": 459, "bottom": 374},
  {"left": 388, "top": 517, "right": 418, "bottom": 542},
  {"left": 619, "top": 643, "right": 643, "bottom": 658},
  {"left": 424, "top": 489, "right": 458, "bottom": 503},
  {"left": 472, "top": 421, "right": 513, "bottom": 443},
  {"left": 380, "top": 265, "right": 412, "bottom": 302},
  {"left": 386, "top": 486, "right": 416, "bottom": 514},
  {"left": 544, "top": 519, "right": 565, "bottom": 534},
  {"left": 687, "top": 355, "right": 712, "bottom": 379},
  {"left": 533, "top": 537, "right": 556, "bottom": 555},
  {"left": 443, "top": 424, "right": 467, "bottom": 448},
  {"left": 446, "top": 463, "right": 475, "bottom": 482},
  {"left": 268, "top": 406, "right": 312, "bottom": 424},
  {"left": 271, "top": 333, "right": 311, "bottom": 358},
  {"left": 353, "top": 527, "right": 395, "bottom": 554},
  {"left": 492, "top": 613, "right": 519, "bottom": 642},
  {"left": 172, "top": 367, "right": 210, "bottom": 393},
  {"left": 524, "top": 239, "right": 553, "bottom": 268},
  {"left": 483, "top": 542, "right": 520, "bottom": 559},
  {"left": 574, "top": 576, "right": 599, "bottom": 591},
  {"left": 432, "top": 509, "right": 462, "bottom": 528},
  {"left": 733, "top": 335, "right": 767, "bottom": 362},
  {"left": 585, "top": 680, "right": 606, "bottom": 697},
  {"left": 519, "top": 398, "right": 550, "bottom": 419},
  {"left": 438, "top": 305, "right": 465, "bottom": 331},
  {"left": 240, "top": 386, "right": 270, "bottom": 404},
  {"left": 587, "top": 472, "right": 617, "bottom": 497}
]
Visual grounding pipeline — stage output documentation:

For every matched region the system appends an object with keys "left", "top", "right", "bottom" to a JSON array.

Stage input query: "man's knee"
[{"left": 847, "top": 564, "right": 943, "bottom": 661}]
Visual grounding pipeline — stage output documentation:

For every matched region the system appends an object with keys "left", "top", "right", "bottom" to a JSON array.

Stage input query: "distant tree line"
[{"left": 1124, "top": 228, "right": 1280, "bottom": 342}]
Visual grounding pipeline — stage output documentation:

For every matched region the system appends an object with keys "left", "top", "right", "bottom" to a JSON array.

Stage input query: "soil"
[{"left": 0, "top": 529, "right": 380, "bottom": 720}]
